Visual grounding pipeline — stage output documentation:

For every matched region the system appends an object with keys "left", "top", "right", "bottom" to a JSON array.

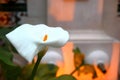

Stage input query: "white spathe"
[{"left": 6, "top": 24, "right": 69, "bottom": 62}]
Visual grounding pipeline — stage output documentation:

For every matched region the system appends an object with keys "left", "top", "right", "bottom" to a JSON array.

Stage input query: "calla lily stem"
[
  {"left": 29, "top": 47, "right": 48, "bottom": 80},
  {"left": 70, "top": 64, "right": 82, "bottom": 75}
]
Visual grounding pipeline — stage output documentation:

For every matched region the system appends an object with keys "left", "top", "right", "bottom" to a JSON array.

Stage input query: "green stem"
[
  {"left": 29, "top": 47, "right": 48, "bottom": 80},
  {"left": 70, "top": 64, "right": 81, "bottom": 75},
  {"left": 29, "top": 55, "right": 42, "bottom": 80}
]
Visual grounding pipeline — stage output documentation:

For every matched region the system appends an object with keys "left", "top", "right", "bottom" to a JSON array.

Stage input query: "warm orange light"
[
  {"left": 56, "top": 42, "right": 120, "bottom": 80},
  {"left": 98, "top": 0, "right": 103, "bottom": 15},
  {"left": 48, "top": 0, "right": 75, "bottom": 21},
  {"left": 43, "top": 34, "right": 48, "bottom": 42},
  {"left": 56, "top": 42, "right": 75, "bottom": 76}
]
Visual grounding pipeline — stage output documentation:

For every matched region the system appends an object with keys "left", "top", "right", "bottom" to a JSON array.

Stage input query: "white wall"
[
  {"left": 103, "top": 0, "right": 120, "bottom": 40},
  {"left": 47, "top": 0, "right": 103, "bottom": 30},
  {"left": 21, "top": 0, "right": 47, "bottom": 24}
]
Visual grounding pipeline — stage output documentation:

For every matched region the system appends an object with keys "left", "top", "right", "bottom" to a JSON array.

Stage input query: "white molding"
[{"left": 68, "top": 30, "right": 116, "bottom": 43}]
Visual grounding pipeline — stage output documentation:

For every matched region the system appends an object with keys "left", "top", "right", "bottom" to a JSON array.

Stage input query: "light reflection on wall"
[{"left": 48, "top": 0, "right": 75, "bottom": 21}]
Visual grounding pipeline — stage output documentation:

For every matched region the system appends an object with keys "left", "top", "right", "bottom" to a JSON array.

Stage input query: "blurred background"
[{"left": 0, "top": 0, "right": 120, "bottom": 80}]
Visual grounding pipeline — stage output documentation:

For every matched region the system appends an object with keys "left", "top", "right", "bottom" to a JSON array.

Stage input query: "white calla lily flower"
[{"left": 6, "top": 24, "right": 69, "bottom": 62}]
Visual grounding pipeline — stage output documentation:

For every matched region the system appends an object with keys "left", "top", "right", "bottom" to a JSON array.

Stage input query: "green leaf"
[
  {"left": 0, "top": 48, "right": 22, "bottom": 80},
  {"left": 50, "top": 75, "right": 76, "bottom": 80},
  {"left": 2, "top": 65, "right": 22, "bottom": 80},
  {"left": 19, "top": 64, "right": 58, "bottom": 80},
  {"left": 0, "top": 27, "right": 18, "bottom": 53},
  {"left": 0, "top": 27, "right": 17, "bottom": 38},
  {"left": 0, "top": 48, "right": 15, "bottom": 66},
  {"left": 73, "top": 47, "right": 81, "bottom": 54}
]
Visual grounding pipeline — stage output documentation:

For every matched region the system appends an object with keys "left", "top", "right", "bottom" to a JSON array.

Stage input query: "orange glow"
[
  {"left": 43, "top": 34, "right": 48, "bottom": 42},
  {"left": 103, "top": 43, "right": 120, "bottom": 80},
  {"left": 56, "top": 42, "right": 75, "bottom": 76},
  {"left": 56, "top": 42, "right": 120, "bottom": 80},
  {"left": 98, "top": 0, "right": 103, "bottom": 15},
  {"left": 48, "top": 0, "right": 75, "bottom": 21},
  {"left": 0, "top": 12, "right": 10, "bottom": 27}
]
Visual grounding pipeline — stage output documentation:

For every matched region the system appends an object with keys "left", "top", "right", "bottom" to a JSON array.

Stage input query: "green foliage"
[
  {"left": 50, "top": 75, "right": 76, "bottom": 80},
  {"left": 2, "top": 64, "right": 22, "bottom": 80},
  {"left": 73, "top": 47, "right": 81, "bottom": 54},
  {"left": 0, "top": 26, "right": 22, "bottom": 80},
  {"left": 0, "top": 27, "right": 17, "bottom": 42},
  {"left": 0, "top": 26, "right": 19, "bottom": 53},
  {"left": 0, "top": 48, "right": 14, "bottom": 66},
  {"left": 19, "top": 64, "right": 58, "bottom": 80},
  {"left": 0, "top": 48, "right": 22, "bottom": 80}
]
